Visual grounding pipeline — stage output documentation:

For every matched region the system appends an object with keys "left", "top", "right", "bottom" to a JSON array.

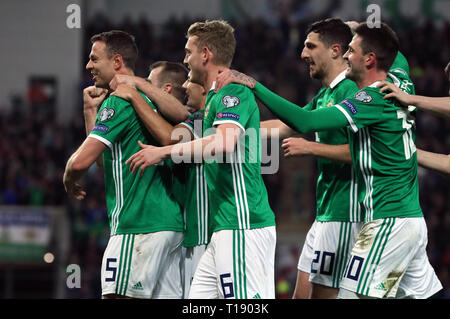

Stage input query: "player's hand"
[
  {"left": 63, "top": 181, "right": 87, "bottom": 200},
  {"left": 109, "top": 74, "right": 139, "bottom": 91},
  {"left": 83, "top": 86, "right": 107, "bottom": 111},
  {"left": 125, "top": 141, "right": 165, "bottom": 176},
  {"left": 377, "top": 81, "right": 413, "bottom": 106},
  {"left": 215, "top": 69, "right": 257, "bottom": 93},
  {"left": 282, "top": 137, "right": 312, "bottom": 157},
  {"left": 110, "top": 83, "right": 138, "bottom": 101}
]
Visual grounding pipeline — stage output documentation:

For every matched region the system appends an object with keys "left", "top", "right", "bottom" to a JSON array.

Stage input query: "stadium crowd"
[{"left": 0, "top": 11, "right": 448, "bottom": 298}]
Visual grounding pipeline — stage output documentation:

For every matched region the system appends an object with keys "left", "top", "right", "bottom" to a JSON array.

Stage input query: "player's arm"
[
  {"left": 377, "top": 81, "right": 450, "bottom": 119},
  {"left": 83, "top": 86, "right": 108, "bottom": 167},
  {"left": 282, "top": 137, "right": 352, "bottom": 163},
  {"left": 216, "top": 70, "right": 344, "bottom": 133},
  {"left": 83, "top": 86, "right": 108, "bottom": 135},
  {"left": 125, "top": 123, "right": 241, "bottom": 176},
  {"left": 417, "top": 149, "right": 450, "bottom": 175},
  {"left": 252, "top": 82, "right": 349, "bottom": 133},
  {"left": 110, "top": 75, "right": 190, "bottom": 124},
  {"left": 63, "top": 137, "right": 107, "bottom": 200},
  {"left": 261, "top": 119, "right": 297, "bottom": 139},
  {"left": 111, "top": 84, "right": 192, "bottom": 145}
]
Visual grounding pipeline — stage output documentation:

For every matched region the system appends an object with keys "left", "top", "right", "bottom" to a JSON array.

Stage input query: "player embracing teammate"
[{"left": 65, "top": 18, "right": 443, "bottom": 299}]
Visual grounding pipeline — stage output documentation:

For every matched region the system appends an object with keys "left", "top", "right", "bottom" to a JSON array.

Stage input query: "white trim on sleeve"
[
  {"left": 334, "top": 104, "right": 359, "bottom": 133},
  {"left": 212, "top": 120, "right": 246, "bottom": 134},
  {"left": 88, "top": 134, "right": 113, "bottom": 150}
]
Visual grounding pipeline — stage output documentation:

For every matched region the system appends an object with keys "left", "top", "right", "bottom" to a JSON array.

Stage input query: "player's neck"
[
  {"left": 204, "top": 65, "right": 230, "bottom": 92},
  {"left": 322, "top": 62, "right": 348, "bottom": 87},
  {"left": 121, "top": 67, "right": 134, "bottom": 77},
  {"left": 357, "top": 69, "right": 387, "bottom": 89}
]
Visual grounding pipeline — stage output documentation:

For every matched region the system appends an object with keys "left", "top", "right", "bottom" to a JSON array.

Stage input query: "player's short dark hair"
[
  {"left": 354, "top": 22, "right": 399, "bottom": 72},
  {"left": 91, "top": 30, "right": 138, "bottom": 71},
  {"left": 149, "top": 61, "right": 188, "bottom": 102},
  {"left": 306, "top": 18, "right": 353, "bottom": 56}
]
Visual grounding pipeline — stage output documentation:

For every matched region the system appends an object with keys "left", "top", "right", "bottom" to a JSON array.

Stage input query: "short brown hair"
[
  {"left": 91, "top": 30, "right": 138, "bottom": 71},
  {"left": 149, "top": 61, "right": 188, "bottom": 102},
  {"left": 306, "top": 18, "right": 353, "bottom": 56},
  {"left": 187, "top": 20, "right": 236, "bottom": 67},
  {"left": 354, "top": 22, "right": 399, "bottom": 72}
]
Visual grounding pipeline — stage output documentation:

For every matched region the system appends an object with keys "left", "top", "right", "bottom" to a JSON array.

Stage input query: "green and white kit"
[
  {"left": 189, "top": 83, "right": 276, "bottom": 299},
  {"left": 89, "top": 92, "right": 184, "bottom": 298}
]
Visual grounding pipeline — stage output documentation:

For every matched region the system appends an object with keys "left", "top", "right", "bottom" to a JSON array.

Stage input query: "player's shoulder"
[
  {"left": 102, "top": 94, "right": 132, "bottom": 110},
  {"left": 390, "top": 51, "right": 410, "bottom": 77},
  {"left": 214, "top": 83, "right": 256, "bottom": 110},
  {"left": 339, "top": 78, "right": 359, "bottom": 91},
  {"left": 343, "top": 86, "right": 386, "bottom": 107},
  {"left": 218, "top": 82, "right": 253, "bottom": 97},
  {"left": 334, "top": 78, "right": 359, "bottom": 98},
  {"left": 356, "top": 86, "right": 384, "bottom": 102}
]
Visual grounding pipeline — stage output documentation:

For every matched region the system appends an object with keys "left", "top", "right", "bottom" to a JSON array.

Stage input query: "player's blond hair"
[{"left": 187, "top": 20, "right": 236, "bottom": 68}]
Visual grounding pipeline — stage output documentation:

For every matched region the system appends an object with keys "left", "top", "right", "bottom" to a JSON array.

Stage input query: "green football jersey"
[
  {"left": 304, "top": 71, "right": 361, "bottom": 222},
  {"left": 88, "top": 92, "right": 183, "bottom": 236},
  {"left": 334, "top": 70, "right": 421, "bottom": 222},
  {"left": 203, "top": 83, "right": 276, "bottom": 232},
  {"left": 177, "top": 110, "right": 211, "bottom": 247}
]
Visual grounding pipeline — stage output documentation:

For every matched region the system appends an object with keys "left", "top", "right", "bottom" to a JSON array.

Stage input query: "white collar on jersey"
[
  {"left": 368, "top": 80, "right": 381, "bottom": 88},
  {"left": 329, "top": 70, "right": 347, "bottom": 89},
  {"left": 209, "top": 81, "right": 216, "bottom": 92}
]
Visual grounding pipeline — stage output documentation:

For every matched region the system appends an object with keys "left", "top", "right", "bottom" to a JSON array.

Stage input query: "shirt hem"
[
  {"left": 111, "top": 227, "right": 184, "bottom": 236},
  {"left": 212, "top": 221, "right": 276, "bottom": 232}
]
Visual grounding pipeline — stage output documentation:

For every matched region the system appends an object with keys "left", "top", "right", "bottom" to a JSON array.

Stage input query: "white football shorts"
[
  {"left": 339, "top": 217, "right": 442, "bottom": 298},
  {"left": 188, "top": 226, "right": 276, "bottom": 299},
  {"left": 183, "top": 244, "right": 207, "bottom": 298},
  {"left": 297, "top": 220, "right": 363, "bottom": 288},
  {"left": 101, "top": 231, "right": 184, "bottom": 299}
]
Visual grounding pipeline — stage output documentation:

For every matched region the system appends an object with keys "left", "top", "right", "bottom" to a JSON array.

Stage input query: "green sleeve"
[
  {"left": 253, "top": 82, "right": 349, "bottom": 133},
  {"left": 390, "top": 51, "right": 410, "bottom": 77},
  {"left": 212, "top": 83, "right": 255, "bottom": 132},
  {"left": 89, "top": 96, "right": 133, "bottom": 147}
]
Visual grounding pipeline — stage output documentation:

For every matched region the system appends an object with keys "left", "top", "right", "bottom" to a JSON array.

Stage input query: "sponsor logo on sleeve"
[
  {"left": 341, "top": 100, "right": 358, "bottom": 115},
  {"left": 222, "top": 95, "right": 240, "bottom": 108},
  {"left": 216, "top": 112, "right": 240, "bottom": 120},
  {"left": 92, "top": 124, "right": 109, "bottom": 133},
  {"left": 99, "top": 108, "right": 115, "bottom": 122}
]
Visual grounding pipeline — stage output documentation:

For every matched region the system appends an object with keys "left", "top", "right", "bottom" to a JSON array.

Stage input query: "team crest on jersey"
[
  {"left": 222, "top": 95, "right": 240, "bottom": 108},
  {"left": 326, "top": 99, "right": 334, "bottom": 107},
  {"left": 354, "top": 91, "right": 373, "bottom": 103},
  {"left": 99, "top": 108, "right": 115, "bottom": 122}
]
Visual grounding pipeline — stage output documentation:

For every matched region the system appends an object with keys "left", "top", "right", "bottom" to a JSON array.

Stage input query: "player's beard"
[
  {"left": 310, "top": 66, "right": 325, "bottom": 81},
  {"left": 92, "top": 73, "right": 110, "bottom": 89},
  {"left": 345, "top": 63, "right": 363, "bottom": 83}
]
